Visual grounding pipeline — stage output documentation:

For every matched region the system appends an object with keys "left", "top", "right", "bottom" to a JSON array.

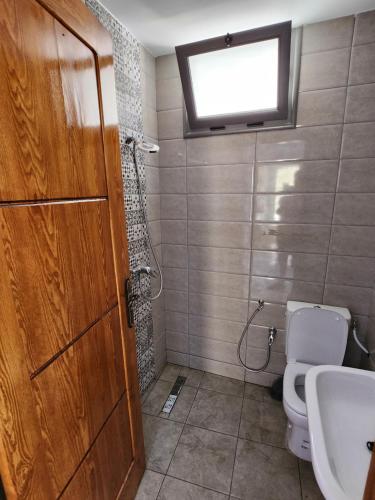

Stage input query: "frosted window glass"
[{"left": 188, "top": 38, "right": 279, "bottom": 118}]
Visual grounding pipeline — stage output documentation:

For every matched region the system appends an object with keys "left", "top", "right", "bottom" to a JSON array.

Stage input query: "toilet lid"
[{"left": 287, "top": 308, "right": 348, "bottom": 365}]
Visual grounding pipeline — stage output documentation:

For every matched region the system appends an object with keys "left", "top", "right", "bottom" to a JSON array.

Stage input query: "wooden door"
[{"left": 0, "top": 0, "right": 145, "bottom": 498}]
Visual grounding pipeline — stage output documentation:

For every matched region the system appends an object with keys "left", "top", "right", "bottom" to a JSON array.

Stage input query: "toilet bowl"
[{"left": 283, "top": 301, "right": 351, "bottom": 461}]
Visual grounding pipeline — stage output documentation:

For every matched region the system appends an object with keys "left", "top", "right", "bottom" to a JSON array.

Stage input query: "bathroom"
[{"left": 1, "top": 0, "right": 375, "bottom": 498}]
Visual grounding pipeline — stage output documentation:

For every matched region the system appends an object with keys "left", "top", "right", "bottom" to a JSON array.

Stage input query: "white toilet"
[{"left": 283, "top": 301, "right": 351, "bottom": 461}]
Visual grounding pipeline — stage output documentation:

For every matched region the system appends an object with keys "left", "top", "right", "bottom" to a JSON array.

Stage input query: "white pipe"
[{"left": 352, "top": 321, "right": 369, "bottom": 356}]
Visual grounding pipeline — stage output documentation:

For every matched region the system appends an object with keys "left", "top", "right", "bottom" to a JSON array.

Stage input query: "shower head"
[{"left": 125, "top": 136, "right": 160, "bottom": 154}]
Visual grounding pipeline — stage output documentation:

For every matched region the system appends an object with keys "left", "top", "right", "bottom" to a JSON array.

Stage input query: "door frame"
[{"left": 32, "top": 0, "right": 145, "bottom": 497}]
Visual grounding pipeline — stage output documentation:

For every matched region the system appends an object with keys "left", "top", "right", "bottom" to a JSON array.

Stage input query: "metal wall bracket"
[{"left": 124, "top": 278, "right": 136, "bottom": 328}]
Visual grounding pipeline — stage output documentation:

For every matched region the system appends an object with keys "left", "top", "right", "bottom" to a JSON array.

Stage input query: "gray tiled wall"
[
  {"left": 140, "top": 47, "right": 166, "bottom": 377},
  {"left": 155, "top": 10, "right": 375, "bottom": 385}
]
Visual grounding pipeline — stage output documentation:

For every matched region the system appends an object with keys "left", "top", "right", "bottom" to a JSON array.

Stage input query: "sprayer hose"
[{"left": 237, "top": 300, "right": 274, "bottom": 372}]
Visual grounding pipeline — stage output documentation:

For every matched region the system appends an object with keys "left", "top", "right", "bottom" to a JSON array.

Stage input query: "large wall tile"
[
  {"left": 250, "top": 276, "right": 324, "bottom": 304},
  {"left": 189, "top": 314, "right": 245, "bottom": 343},
  {"left": 187, "top": 164, "right": 253, "bottom": 193},
  {"left": 188, "top": 221, "right": 251, "bottom": 249},
  {"left": 159, "top": 139, "right": 186, "bottom": 167},
  {"left": 189, "top": 356, "right": 244, "bottom": 381},
  {"left": 326, "top": 255, "right": 375, "bottom": 287},
  {"left": 253, "top": 223, "right": 331, "bottom": 253},
  {"left": 302, "top": 16, "right": 354, "bottom": 54},
  {"left": 296, "top": 88, "right": 346, "bottom": 126},
  {"left": 189, "top": 335, "right": 240, "bottom": 366},
  {"left": 166, "top": 332, "right": 188, "bottom": 353},
  {"left": 342, "top": 122, "right": 375, "bottom": 158},
  {"left": 353, "top": 10, "right": 375, "bottom": 45},
  {"left": 349, "top": 43, "right": 375, "bottom": 85},
  {"left": 256, "top": 125, "right": 342, "bottom": 161},
  {"left": 323, "top": 284, "right": 373, "bottom": 315},
  {"left": 188, "top": 293, "right": 248, "bottom": 322},
  {"left": 158, "top": 109, "right": 184, "bottom": 140},
  {"left": 345, "top": 83, "right": 375, "bottom": 123},
  {"left": 331, "top": 226, "right": 375, "bottom": 257},
  {"left": 164, "top": 290, "right": 188, "bottom": 314},
  {"left": 333, "top": 194, "right": 375, "bottom": 225},
  {"left": 161, "top": 220, "right": 187, "bottom": 244},
  {"left": 187, "top": 134, "right": 255, "bottom": 166},
  {"left": 163, "top": 267, "right": 188, "bottom": 291},
  {"left": 254, "top": 194, "right": 334, "bottom": 224},
  {"left": 146, "top": 193, "right": 161, "bottom": 221},
  {"left": 149, "top": 220, "right": 162, "bottom": 246},
  {"left": 165, "top": 311, "right": 188, "bottom": 333},
  {"left": 160, "top": 194, "right": 187, "bottom": 219},
  {"left": 143, "top": 104, "right": 158, "bottom": 139},
  {"left": 156, "top": 77, "right": 183, "bottom": 111},
  {"left": 167, "top": 350, "right": 188, "bottom": 366},
  {"left": 338, "top": 159, "right": 375, "bottom": 192},
  {"left": 188, "top": 194, "right": 252, "bottom": 222},
  {"left": 255, "top": 160, "right": 338, "bottom": 193},
  {"left": 189, "top": 246, "right": 250, "bottom": 275},
  {"left": 160, "top": 167, "right": 186, "bottom": 193},
  {"left": 156, "top": 54, "right": 179, "bottom": 80},
  {"left": 189, "top": 269, "right": 249, "bottom": 299},
  {"left": 145, "top": 166, "right": 160, "bottom": 194},
  {"left": 162, "top": 244, "right": 188, "bottom": 268},
  {"left": 299, "top": 48, "right": 350, "bottom": 91},
  {"left": 252, "top": 250, "right": 327, "bottom": 282}
]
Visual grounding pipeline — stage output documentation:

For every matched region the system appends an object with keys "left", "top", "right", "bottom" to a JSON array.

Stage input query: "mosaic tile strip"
[{"left": 86, "top": 0, "right": 155, "bottom": 394}]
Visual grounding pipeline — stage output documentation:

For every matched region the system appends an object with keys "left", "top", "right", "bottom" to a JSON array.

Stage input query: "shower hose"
[
  {"left": 237, "top": 299, "right": 277, "bottom": 372},
  {"left": 128, "top": 140, "right": 163, "bottom": 301}
]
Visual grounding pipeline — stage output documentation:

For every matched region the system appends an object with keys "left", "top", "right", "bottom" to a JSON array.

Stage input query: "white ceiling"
[{"left": 101, "top": 0, "right": 375, "bottom": 56}]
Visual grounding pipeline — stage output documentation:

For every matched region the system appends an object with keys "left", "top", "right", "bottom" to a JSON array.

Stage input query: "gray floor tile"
[
  {"left": 143, "top": 380, "right": 174, "bottom": 416},
  {"left": 299, "top": 460, "right": 324, "bottom": 499},
  {"left": 239, "top": 397, "right": 287, "bottom": 448},
  {"left": 159, "top": 363, "right": 182, "bottom": 382},
  {"left": 143, "top": 414, "right": 184, "bottom": 474},
  {"left": 231, "top": 439, "right": 300, "bottom": 500},
  {"left": 244, "top": 382, "right": 274, "bottom": 403},
  {"left": 168, "top": 425, "right": 237, "bottom": 494},
  {"left": 135, "top": 470, "right": 165, "bottom": 500},
  {"left": 179, "top": 366, "right": 204, "bottom": 387},
  {"left": 158, "top": 476, "right": 228, "bottom": 499},
  {"left": 187, "top": 388, "right": 242, "bottom": 436},
  {"left": 160, "top": 385, "right": 197, "bottom": 423},
  {"left": 200, "top": 372, "right": 244, "bottom": 397}
]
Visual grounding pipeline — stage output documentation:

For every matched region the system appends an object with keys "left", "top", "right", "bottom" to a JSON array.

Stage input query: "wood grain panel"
[
  {"left": 0, "top": 0, "right": 146, "bottom": 497},
  {"left": 0, "top": 0, "right": 106, "bottom": 201},
  {"left": 32, "top": 307, "right": 126, "bottom": 494},
  {"left": 0, "top": 200, "right": 117, "bottom": 371},
  {"left": 0, "top": 246, "right": 57, "bottom": 499},
  {"left": 61, "top": 395, "right": 132, "bottom": 500},
  {"left": 364, "top": 451, "right": 375, "bottom": 500}
]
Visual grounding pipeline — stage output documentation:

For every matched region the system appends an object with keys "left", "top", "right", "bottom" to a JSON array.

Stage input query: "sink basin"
[{"left": 306, "top": 365, "right": 375, "bottom": 500}]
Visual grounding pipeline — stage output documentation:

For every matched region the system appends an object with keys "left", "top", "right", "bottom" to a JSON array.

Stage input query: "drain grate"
[{"left": 161, "top": 375, "right": 186, "bottom": 415}]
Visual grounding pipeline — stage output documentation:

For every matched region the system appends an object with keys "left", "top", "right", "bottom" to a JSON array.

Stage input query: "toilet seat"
[{"left": 283, "top": 362, "right": 312, "bottom": 417}]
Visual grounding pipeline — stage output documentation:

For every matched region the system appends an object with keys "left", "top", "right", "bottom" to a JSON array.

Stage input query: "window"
[{"left": 176, "top": 21, "right": 299, "bottom": 136}]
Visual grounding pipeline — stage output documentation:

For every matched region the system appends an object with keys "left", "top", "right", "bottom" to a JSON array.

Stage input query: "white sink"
[{"left": 306, "top": 365, "right": 375, "bottom": 500}]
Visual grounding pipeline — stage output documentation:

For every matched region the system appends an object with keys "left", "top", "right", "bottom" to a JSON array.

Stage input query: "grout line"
[
  {"left": 229, "top": 390, "right": 245, "bottom": 496},
  {"left": 322, "top": 19, "right": 356, "bottom": 304},
  {"left": 162, "top": 245, "right": 375, "bottom": 259}
]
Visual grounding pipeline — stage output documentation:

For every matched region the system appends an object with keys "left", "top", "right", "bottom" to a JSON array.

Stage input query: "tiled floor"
[{"left": 136, "top": 364, "right": 324, "bottom": 500}]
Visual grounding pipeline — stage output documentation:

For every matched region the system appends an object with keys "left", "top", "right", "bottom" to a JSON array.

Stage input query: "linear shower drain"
[{"left": 161, "top": 375, "right": 186, "bottom": 415}]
